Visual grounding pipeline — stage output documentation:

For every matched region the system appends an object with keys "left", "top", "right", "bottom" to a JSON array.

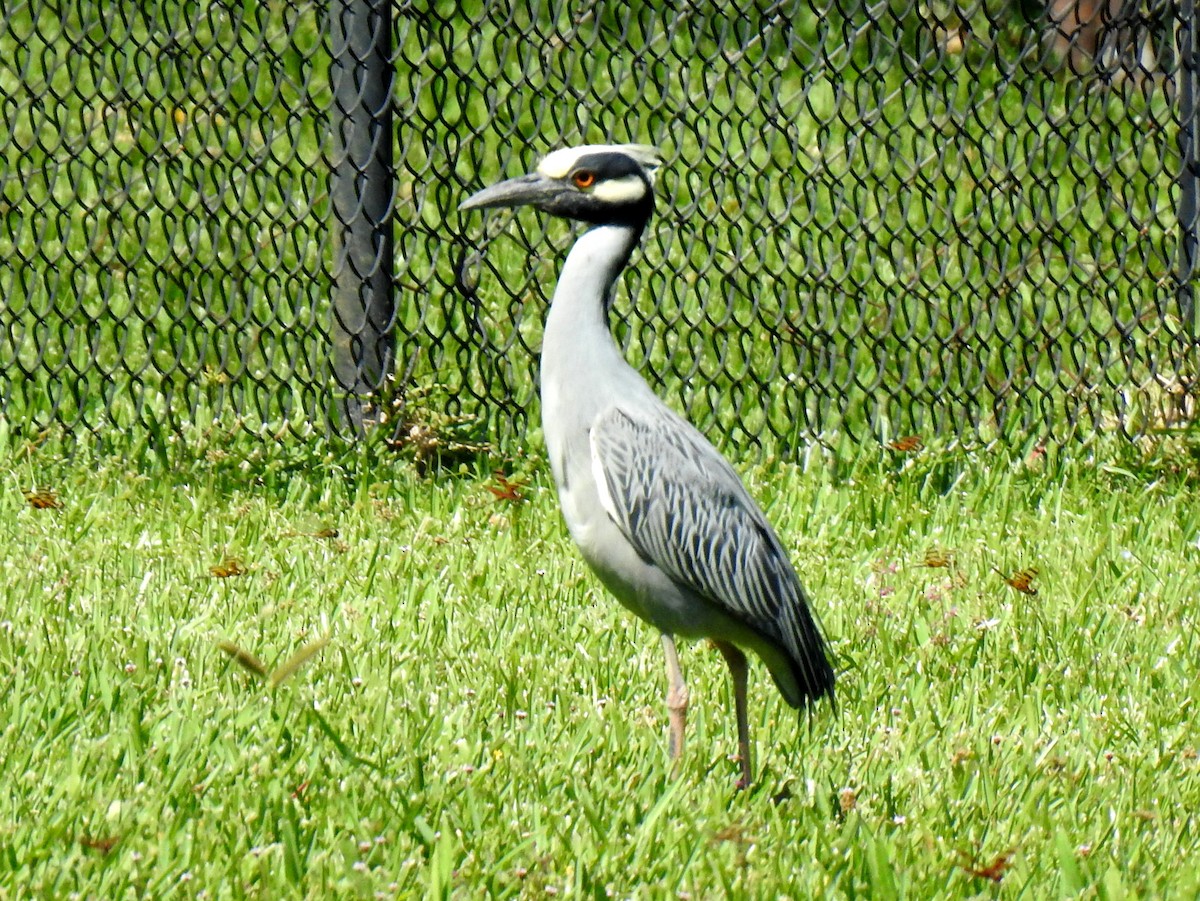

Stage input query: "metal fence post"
[
  {"left": 330, "top": 0, "right": 395, "bottom": 433},
  {"left": 1179, "top": 0, "right": 1200, "bottom": 336}
]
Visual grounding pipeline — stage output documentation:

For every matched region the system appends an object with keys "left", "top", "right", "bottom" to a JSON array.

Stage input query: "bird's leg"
[
  {"left": 712, "top": 640, "right": 752, "bottom": 789},
  {"left": 660, "top": 633, "right": 689, "bottom": 768}
]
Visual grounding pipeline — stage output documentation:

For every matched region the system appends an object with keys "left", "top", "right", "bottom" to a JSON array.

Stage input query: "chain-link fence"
[{"left": 2, "top": 1, "right": 1196, "bottom": 455}]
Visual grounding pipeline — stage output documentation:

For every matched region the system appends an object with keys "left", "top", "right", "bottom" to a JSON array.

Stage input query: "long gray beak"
[{"left": 459, "top": 172, "right": 565, "bottom": 212}]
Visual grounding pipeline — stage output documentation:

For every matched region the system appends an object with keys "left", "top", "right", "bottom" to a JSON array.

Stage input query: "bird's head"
[{"left": 460, "top": 144, "right": 662, "bottom": 228}]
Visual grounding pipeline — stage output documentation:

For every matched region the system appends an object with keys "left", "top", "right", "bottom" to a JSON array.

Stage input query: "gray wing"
[{"left": 589, "top": 404, "right": 834, "bottom": 704}]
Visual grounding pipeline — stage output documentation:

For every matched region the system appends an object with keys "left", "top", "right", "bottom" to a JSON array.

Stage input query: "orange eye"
[{"left": 572, "top": 170, "right": 596, "bottom": 188}]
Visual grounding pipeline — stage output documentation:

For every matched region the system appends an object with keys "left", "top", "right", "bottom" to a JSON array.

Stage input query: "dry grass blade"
[
  {"left": 269, "top": 636, "right": 331, "bottom": 688},
  {"left": 486, "top": 471, "right": 526, "bottom": 503},
  {"left": 217, "top": 640, "right": 268, "bottom": 679}
]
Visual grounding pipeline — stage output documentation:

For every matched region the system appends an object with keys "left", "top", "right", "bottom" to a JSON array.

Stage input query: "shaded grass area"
[{"left": 2, "top": 428, "right": 1199, "bottom": 896}]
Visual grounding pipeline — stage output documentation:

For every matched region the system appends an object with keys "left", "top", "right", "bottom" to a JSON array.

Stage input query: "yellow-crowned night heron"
[{"left": 461, "top": 144, "right": 834, "bottom": 786}]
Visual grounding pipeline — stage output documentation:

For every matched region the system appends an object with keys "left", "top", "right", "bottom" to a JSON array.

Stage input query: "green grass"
[{"left": 3, "top": 426, "right": 1200, "bottom": 897}]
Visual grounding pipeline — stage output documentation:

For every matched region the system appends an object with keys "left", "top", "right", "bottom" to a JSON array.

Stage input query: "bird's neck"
[
  {"left": 544, "top": 223, "right": 641, "bottom": 347},
  {"left": 539, "top": 222, "right": 646, "bottom": 491}
]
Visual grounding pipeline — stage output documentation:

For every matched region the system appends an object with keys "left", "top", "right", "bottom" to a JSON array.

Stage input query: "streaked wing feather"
[{"left": 590, "top": 405, "right": 829, "bottom": 692}]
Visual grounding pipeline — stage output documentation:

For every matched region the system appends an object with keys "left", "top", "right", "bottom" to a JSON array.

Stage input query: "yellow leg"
[{"left": 661, "top": 633, "right": 689, "bottom": 768}]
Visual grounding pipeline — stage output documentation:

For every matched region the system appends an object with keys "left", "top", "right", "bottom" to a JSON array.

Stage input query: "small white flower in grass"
[
  {"left": 892, "top": 815, "right": 906, "bottom": 825},
  {"left": 125, "top": 663, "right": 136, "bottom": 674},
  {"left": 352, "top": 677, "right": 363, "bottom": 688},
  {"left": 358, "top": 840, "right": 372, "bottom": 854},
  {"left": 179, "top": 872, "right": 193, "bottom": 883},
  {"left": 353, "top": 861, "right": 368, "bottom": 872}
]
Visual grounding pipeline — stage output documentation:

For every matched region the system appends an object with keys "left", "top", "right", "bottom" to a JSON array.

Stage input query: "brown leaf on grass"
[
  {"left": 711, "top": 824, "right": 753, "bottom": 845},
  {"left": 281, "top": 527, "right": 340, "bottom": 540},
  {"left": 960, "top": 849, "right": 1014, "bottom": 883},
  {"left": 24, "top": 489, "right": 61, "bottom": 509},
  {"left": 486, "top": 471, "right": 526, "bottom": 503},
  {"left": 921, "top": 546, "right": 954, "bottom": 568},
  {"left": 838, "top": 787, "right": 857, "bottom": 812},
  {"left": 79, "top": 835, "right": 120, "bottom": 855},
  {"left": 993, "top": 566, "right": 1038, "bottom": 595},
  {"left": 887, "top": 435, "right": 922, "bottom": 452},
  {"left": 210, "top": 558, "right": 247, "bottom": 578},
  {"left": 217, "top": 640, "right": 268, "bottom": 679}
]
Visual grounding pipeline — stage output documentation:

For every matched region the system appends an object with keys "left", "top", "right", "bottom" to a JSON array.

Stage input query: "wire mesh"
[
  {"left": 2, "top": 1, "right": 1197, "bottom": 454},
  {"left": 1, "top": 0, "right": 330, "bottom": 437}
]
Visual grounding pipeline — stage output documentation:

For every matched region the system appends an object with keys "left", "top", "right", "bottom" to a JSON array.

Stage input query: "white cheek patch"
[{"left": 590, "top": 174, "right": 647, "bottom": 204}]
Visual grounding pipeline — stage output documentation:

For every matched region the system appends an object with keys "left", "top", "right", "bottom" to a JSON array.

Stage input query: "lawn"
[
  {"left": 2, "top": 426, "right": 1198, "bottom": 897},
  {"left": 3, "top": 4, "right": 1199, "bottom": 897}
]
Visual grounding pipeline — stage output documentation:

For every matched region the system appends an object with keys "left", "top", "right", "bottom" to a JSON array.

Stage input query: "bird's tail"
[{"left": 772, "top": 599, "right": 836, "bottom": 710}]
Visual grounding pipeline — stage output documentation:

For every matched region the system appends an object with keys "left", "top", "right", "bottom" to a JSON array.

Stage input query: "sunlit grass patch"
[{"left": 1, "top": 434, "right": 1198, "bottom": 896}]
